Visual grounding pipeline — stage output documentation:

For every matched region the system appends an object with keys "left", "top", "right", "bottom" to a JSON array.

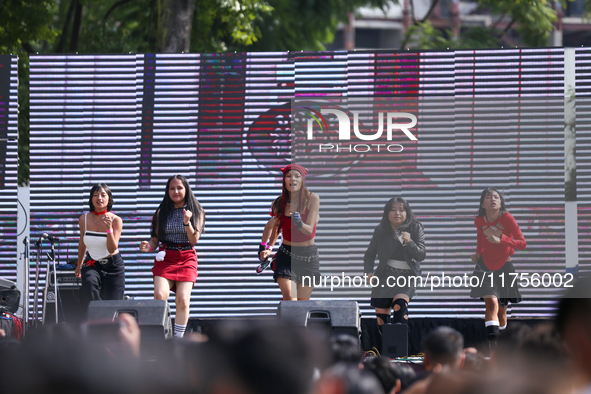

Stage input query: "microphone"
[{"left": 42, "top": 233, "right": 60, "bottom": 242}]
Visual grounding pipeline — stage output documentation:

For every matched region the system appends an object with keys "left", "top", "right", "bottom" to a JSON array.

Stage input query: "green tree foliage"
[
  {"left": 246, "top": 0, "right": 392, "bottom": 51},
  {"left": 0, "top": 1, "right": 57, "bottom": 53},
  {"left": 0, "top": 1, "right": 58, "bottom": 185},
  {"left": 403, "top": 0, "right": 569, "bottom": 50},
  {"left": 51, "top": 0, "right": 274, "bottom": 53},
  {"left": 191, "top": 0, "right": 274, "bottom": 52}
]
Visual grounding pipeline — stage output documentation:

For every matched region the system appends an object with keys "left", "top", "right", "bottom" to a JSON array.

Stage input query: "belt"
[
  {"left": 278, "top": 244, "right": 318, "bottom": 262},
  {"left": 384, "top": 266, "right": 413, "bottom": 274},
  {"left": 386, "top": 259, "right": 411, "bottom": 269},
  {"left": 85, "top": 255, "right": 113, "bottom": 267},
  {"left": 162, "top": 243, "right": 193, "bottom": 251}
]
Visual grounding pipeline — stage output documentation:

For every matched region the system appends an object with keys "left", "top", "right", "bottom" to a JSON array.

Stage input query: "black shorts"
[
  {"left": 370, "top": 266, "right": 416, "bottom": 308},
  {"left": 470, "top": 258, "right": 522, "bottom": 308},
  {"left": 273, "top": 244, "right": 321, "bottom": 286}
]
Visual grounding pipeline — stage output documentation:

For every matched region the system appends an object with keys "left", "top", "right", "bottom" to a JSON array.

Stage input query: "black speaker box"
[
  {"left": 277, "top": 300, "right": 361, "bottom": 339},
  {"left": 87, "top": 300, "right": 172, "bottom": 339},
  {"left": 42, "top": 285, "right": 85, "bottom": 324},
  {"left": 0, "top": 278, "right": 20, "bottom": 313},
  {"left": 382, "top": 323, "right": 408, "bottom": 358}
]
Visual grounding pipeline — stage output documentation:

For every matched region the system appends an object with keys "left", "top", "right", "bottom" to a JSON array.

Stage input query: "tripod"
[{"left": 33, "top": 236, "right": 60, "bottom": 324}]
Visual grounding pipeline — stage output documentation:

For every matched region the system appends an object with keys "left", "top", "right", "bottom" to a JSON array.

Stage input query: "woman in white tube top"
[{"left": 75, "top": 183, "right": 125, "bottom": 309}]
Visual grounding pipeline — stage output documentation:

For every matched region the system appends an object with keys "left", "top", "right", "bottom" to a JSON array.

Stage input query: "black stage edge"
[{"left": 188, "top": 317, "right": 551, "bottom": 356}]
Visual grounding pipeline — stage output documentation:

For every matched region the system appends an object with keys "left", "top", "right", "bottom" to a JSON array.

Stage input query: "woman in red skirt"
[{"left": 139, "top": 175, "right": 205, "bottom": 338}]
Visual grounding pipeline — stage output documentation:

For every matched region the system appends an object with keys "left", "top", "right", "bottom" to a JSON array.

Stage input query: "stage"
[{"left": 187, "top": 316, "right": 552, "bottom": 356}]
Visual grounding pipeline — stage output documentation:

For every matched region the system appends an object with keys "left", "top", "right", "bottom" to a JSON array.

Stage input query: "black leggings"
[{"left": 81, "top": 253, "right": 125, "bottom": 309}]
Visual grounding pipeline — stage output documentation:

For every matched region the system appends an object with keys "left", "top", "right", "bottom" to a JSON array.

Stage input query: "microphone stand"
[
  {"left": 32, "top": 237, "right": 42, "bottom": 327},
  {"left": 22, "top": 236, "right": 30, "bottom": 334},
  {"left": 48, "top": 240, "right": 59, "bottom": 324}
]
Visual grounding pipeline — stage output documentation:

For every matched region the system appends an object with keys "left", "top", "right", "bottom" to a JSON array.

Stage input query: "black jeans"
[{"left": 81, "top": 253, "right": 125, "bottom": 309}]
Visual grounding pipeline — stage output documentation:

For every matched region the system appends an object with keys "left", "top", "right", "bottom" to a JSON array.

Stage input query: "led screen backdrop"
[
  {"left": 0, "top": 55, "right": 18, "bottom": 282},
  {"left": 575, "top": 48, "right": 591, "bottom": 279},
  {"left": 26, "top": 49, "right": 585, "bottom": 320}
]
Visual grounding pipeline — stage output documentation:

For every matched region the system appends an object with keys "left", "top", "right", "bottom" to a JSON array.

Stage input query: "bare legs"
[
  {"left": 154, "top": 275, "right": 193, "bottom": 337},
  {"left": 277, "top": 277, "right": 313, "bottom": 301}
]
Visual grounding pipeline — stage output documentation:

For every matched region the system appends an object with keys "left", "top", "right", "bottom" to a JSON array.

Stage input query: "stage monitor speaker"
[
  {"left": 0, "top": 278, "right": 20, "bottom": 313},
  {"left": 42, "top": 285, "right": 85, "bottom": 324},
  {"left": 277, "top": 300, "right": 361, "bottom": 339},
  {"left": 86, "top": 300, "right": 172, "bottom": 340},
  {"left": 382, "top": 323, "right": 408, "bottom": 358}
]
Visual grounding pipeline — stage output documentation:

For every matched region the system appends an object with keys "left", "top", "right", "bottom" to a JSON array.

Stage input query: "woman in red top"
[
  {"left": 258, "top": 164, "right": 320, "bottom": 301},
  {"left": 470, "top": 187, "right": 526, "bottom": 353}
]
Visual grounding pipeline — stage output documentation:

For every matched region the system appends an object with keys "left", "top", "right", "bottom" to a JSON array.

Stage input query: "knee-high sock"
[
  {"left": 392, "top": 299, "right": 408, "bottom": 324},
  {"left": 485, "top": 320, "right": 500, "bottom": 352}
]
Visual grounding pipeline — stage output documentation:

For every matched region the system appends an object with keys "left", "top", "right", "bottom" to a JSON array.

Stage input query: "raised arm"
[
  {"left": 183, "top": 208, "right": 203, "bottom": 245},
  {"left": 105, "top": 215, "right": 122, "bottom": 254},
  {"left": 500, "top": 214, "right": 527, "bottom": 250},
  {"left": 404, "top": 223, "right": 426, "bottom": 262},
  {"left": 299, "top": 193, "right": 319, "bottom": 236}
]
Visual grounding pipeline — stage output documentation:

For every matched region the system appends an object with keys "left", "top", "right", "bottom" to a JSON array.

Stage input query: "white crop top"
[{"left": 83, "top": 213, "right": 111, "bottom": 259}]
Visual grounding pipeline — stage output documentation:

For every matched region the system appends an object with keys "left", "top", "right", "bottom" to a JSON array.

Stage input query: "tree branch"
[
  {"left": 148, "top": 0, "right": 156, "bottom": 47},
  {"left": 104, "top": 0, "right": 135, "bottom": 21},
  {"left": 21, "top": 42, "right": 35, "bottom": 53},
  {"left": 421, "top": 0, "right": 440, "bottom": 23},
  {"left": 492, "top": 13, "right": 507, "bottom": 30},
  {"left": 55, "top": 0, "right": 76, "bottom": 53},
  {"left": 409, "top": 0, "right": 418, "bottom": 25},
  {"left": 69, "top": 1, "right": 83, "bottom": 52},
  {"left": 497, "top": 18, "right": 516, "bottom": 42}
]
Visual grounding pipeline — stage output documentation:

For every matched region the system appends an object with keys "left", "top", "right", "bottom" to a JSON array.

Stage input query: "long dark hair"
[
  {"left": 380, "top": 197, "right": 420, "bottom": 234},
  {"left": 271, "top": 168, "right": 311, "bottom": 230},
  {"left": 88, "top": 183, "right": 113, "bottom": 212},
  {"left": 150, "top": 175, "right": 205, "bottom": 238},
  {"left": 477, "top": 187, "right": 507, "bottom": 217}
]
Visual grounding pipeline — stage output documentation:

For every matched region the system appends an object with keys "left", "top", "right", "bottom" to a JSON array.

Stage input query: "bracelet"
[
  {"left": 106, "top": 229, "right": 112, "bottom": 234},
  {"left": 266, "top": 245, "right": 272, "bottom": 251},
  {"left": 183, "top": 222, "right": 190, "bottom": 227},
  {"left": 148, "top": 244, "right": 153, "bottom": 252},
  {"left": 260, "top": 242, "right": 268, "bottom": 247}
]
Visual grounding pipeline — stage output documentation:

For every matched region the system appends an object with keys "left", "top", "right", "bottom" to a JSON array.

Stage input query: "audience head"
[
  {"left": 185, "top": 319, "right": 326, "bottom": 394},
  {"left": 362, "top": 356, "right": 401, "bottom": 394},
  {"left": 391, "top": 363, "right": 416, "bottom": 392},
  {"left": 329, "top": 334, "right": 363, "bottom": 365},
  {"left": 423, "top": 326, "right": 465, "bottom": 371},
  {"left": 315, "top": 362, "right": 385, "bottom": 394},
  {"left": 556, "top": 277, "right": 591, "bottom": 385}
]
